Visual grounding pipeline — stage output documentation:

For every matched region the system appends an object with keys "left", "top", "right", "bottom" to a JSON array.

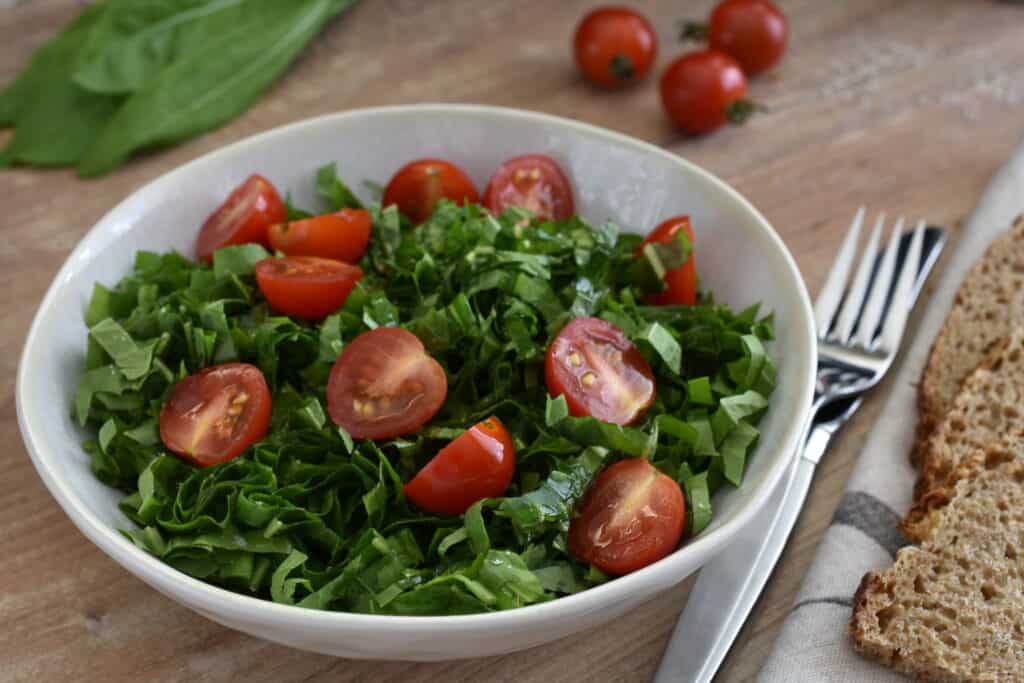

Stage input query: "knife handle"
[
  {"left": 653, "top": 451, "right": 818, "bottom": 683},
  {"left": 652, "top": 390, "right": 868, "bottom": 683}
]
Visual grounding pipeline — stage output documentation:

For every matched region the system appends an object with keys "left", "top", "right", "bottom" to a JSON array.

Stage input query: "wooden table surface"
[{"left": 3, "top": 1, "right": 1024, "bottom": 680}]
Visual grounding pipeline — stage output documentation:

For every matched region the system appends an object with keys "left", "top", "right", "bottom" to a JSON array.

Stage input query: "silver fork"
[
  {"left": 654, "top": 209, "right": 947, "bottom": 683},
  {"left": 816, "top": 208, "right": 925, "bottom": 401}
]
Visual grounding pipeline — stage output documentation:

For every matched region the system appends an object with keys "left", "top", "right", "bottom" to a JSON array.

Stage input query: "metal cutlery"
[{"left": 654, "top": 209, "right": 948, "bottom": 683}]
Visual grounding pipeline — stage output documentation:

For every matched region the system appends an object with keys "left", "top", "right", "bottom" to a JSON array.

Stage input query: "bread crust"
[
  {"left": 852, "top": 217, "right": 1024, "bottom": 681},
  {"left": 914, "top": 214, "right": 1024, "bottom": 462},
  {"left": 911, "top": 335, "right": 1015, "bottom": 509},
  {"left": 851, "top": 448, "right": 1024, "bottom": 681}
]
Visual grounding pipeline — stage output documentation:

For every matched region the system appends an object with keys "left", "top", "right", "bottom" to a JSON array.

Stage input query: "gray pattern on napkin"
[
  {"left": 831, "top": 491, "right": 908, "bottom": 557},
  {"left": 758, "top": 136, "right": 1024, "bottom": 682}
]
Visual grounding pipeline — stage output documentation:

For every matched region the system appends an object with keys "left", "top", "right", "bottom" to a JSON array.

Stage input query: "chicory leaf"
[
  {"left": 637, "top": 321, "right": 682, "bottom": 374},
  {"left": 498, "top": 446, "right": 609, "bottom": 542},
  {"left": 72, "top": 0, "right": 235, "bottom": 95},
  {"left": 77, "top": 0, "right": 358, "bottom": 176},
  {"left": 720, "top": 421, "right": 760, "bottom": 486},
  {"left": 544, "top": 395, "right": 650, "bottom": 456},
  {"left": 683, "top": 471, "right": 712, "bottom": 535},
  {"left": 0, "top": 5, "right": 123, "bottom": 167},
  {"left": 212, "top": 244, "right": 271, "bottom": 278},
  {"left": 317, "top": 162, "right": 364, "bottom": 210},
  {"left": 71, "top": 169, "right": 776, "bottom": 616}
]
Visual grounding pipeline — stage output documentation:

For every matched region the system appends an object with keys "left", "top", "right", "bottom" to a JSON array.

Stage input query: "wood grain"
[{"left": 2, "top": 1, "right": 1023, "bottom": 680}]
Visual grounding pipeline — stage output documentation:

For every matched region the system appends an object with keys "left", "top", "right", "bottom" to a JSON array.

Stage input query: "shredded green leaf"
[{"left": 76, "top": 169, "right": 775, "bottom": 614}]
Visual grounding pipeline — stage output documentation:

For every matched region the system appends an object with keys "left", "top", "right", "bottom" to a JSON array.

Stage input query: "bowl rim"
[{"left": 16, "top": 103, "right": 816, "bottom": 632}]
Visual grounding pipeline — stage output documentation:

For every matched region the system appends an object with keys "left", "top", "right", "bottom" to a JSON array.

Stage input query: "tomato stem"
[
  {"left": 609, "top": 53, "right": 635, "bottom": 81},
  {"left": 726, "top": 99, "right": 759, "bottom": 125},
  {"left": 679, "top": 20, "right": 708, "bottom": 41}
]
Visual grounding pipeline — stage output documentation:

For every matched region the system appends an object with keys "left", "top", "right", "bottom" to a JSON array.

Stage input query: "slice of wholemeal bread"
[
  {"left": 908, "top": 328, "right": 1024, "bottom": 524},
  {"left": 914, "top": 214, "right": 1024, "bottom": 467},
  {"left": 850, "top": 444, "right": 1024, "bottom": 682}
]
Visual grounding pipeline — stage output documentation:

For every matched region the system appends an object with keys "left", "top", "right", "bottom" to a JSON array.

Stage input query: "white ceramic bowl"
[{"left": 17, "top": 105, "right": 815, "bottom": 661}]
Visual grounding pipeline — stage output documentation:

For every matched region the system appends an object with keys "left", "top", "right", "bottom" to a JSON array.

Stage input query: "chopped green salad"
[{"left": 76, "top": 160, "right": 775, "bottom": 615}]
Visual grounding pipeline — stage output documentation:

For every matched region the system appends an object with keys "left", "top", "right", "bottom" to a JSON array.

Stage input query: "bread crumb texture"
[
  {"left": 910, "top": 329, "right": 1024, "bottom": 528},
  {"left": 916, "top": 215, "right": 1024, "bottom": 466},
  {"left": 850, "top": 448, "right": 1024, "bottom": 681}
]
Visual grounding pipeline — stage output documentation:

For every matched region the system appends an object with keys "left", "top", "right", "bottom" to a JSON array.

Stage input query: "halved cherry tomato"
[
  {"left": 267, "top": 209, "right": 371, "bottom": 263},
  {"left": 254, "top": 256, "right": 362, "bottom": 320},
  {"left": 404, "top": 416, "right": 515, "bottom": 515},
  {"left": 382, "top": 159, "right": 479, "bottom": 224},
  {"left": 483, "top": 154, "right": 575, "bottom": 221},
  {"left": 159, "top": 363, "right": 272, "bottom": 468},
  {"left": 568, "top": 458, "right": 686, "bottom": 575},
  {"left": 707, "top": 0, "right": 787, "bottom": 77},
  {"left": 659, "top": 50, "right": 750, "bottom": 135},
  {"left": 574, "top": 6, "right": 657, "bottom": 88},
  {"left": 545, "top": 316, "right": 655, "bottom": 425},
  {"left": 640, "top": 216, "right": 698, "bottom": 305},
  {"left": 196, "top": 175, "right": 286, "bottom": 262},
  {"left": 327, "top": 327, "right": 447, "bottom": 440}
]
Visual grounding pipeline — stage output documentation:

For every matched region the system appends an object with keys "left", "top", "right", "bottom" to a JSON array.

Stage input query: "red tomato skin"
[
  {"left": 382, "top": 159, "right": 480, "bottom": 224},
  {"left": 483, "top": 154, "right": 575, "bottom": 221},
  {"left": 545, "top": 317, "right": 655, "bottom": 425},
  {"left": 708, "top": 0, "right": 787, "bottom": 77},
  {"left": 267, "top": 209, "right": 372, "bottom": 263},
  {"left": 404, "top": 416, "right": 516, "bottom": 515},
  {"left": 254, "top": 257, "right": 362, "bottom": 320},
  {"left": 568, "top": 458, "right": 686, "bottom": 575},
  {"left": 640, "top": 216, "right": 698, "bottom": 305},
  {"left": 574, "top": 6, "right": 657, "bottom": 88},
  {"left": 196, "top": 175, "right": 286, "bottom": 262},
  {"left": 659, "top": 50, "right": 748, "bottom": 135},
  {"left": 159, "top": 363, "right": 272, "bottom": 468},
  {"left": 326, "top": 327, "right": 448, "bottom": 440}
]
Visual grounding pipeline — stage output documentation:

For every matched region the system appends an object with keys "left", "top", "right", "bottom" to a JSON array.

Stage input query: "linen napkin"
[{"left": 757, "top": 135, "right": 1024, "bottom": 682}]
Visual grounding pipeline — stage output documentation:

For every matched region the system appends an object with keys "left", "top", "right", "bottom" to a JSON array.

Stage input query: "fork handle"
[{"left": 653, "top": 415, "right": 845, "bottom": 683}]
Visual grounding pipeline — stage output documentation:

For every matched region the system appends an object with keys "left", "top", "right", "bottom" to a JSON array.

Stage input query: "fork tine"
[
  {"left": 879, "top": 219, "right": 925, "bottom": 353},
  {"left": 854, "top": 216, "right": 904, "bottom": 348},
  {"left": 814, "top": 207, "right": 865, "bottom": 337},
  {"left": 834, "top": 212, "right": 885, "bottom": 343}
]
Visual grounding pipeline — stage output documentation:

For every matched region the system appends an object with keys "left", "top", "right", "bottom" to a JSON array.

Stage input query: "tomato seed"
[{"left": 227, "top": 391, "right": 248, "bottom": 416}]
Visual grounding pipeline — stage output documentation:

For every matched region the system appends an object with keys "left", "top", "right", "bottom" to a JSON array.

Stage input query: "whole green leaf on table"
[
  {"left": 0, "top": 0, "right": 357, "bottom": 176},
  {"left": 73, "top": 0, "right": 241, "bottom": 95},
  {"left": 0, "top": 5, "right": 123, "bottom": 167}
]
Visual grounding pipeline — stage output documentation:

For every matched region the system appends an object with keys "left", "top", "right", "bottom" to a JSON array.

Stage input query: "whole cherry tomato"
[
  {"left": 660, "top": 50, "right": 751, "bottom": 135},
  {"left": 574, "top": 6, "right": 657, "bottom": 88},
  {"left": 705, "top": 0, "right": 787, "bottom": 76}
]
